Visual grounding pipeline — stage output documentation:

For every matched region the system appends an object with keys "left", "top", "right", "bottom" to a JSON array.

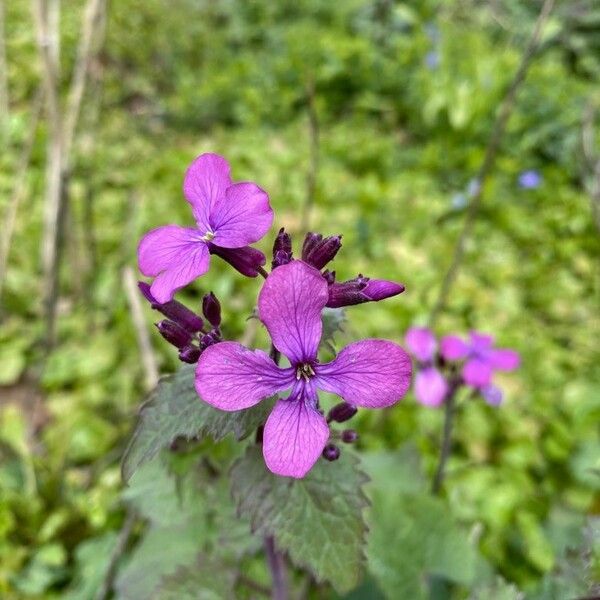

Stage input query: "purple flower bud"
[
  {"left": 209, "top": 244, "right": 266, "bottom": 277},
  {"left": 178, "top": 344, "right": 201, "bottom": 364},
  {"left": 271, "top": 228, "right": 293, "bottom": 269},
  {"left": 200, "top": 332, "right": 219, "bottom": 349},
  {"left": 301, "top": 233, "right": 342, "bottom": 270},
  {"left": 322, "top": 444, "right": 340, "bottom": 461},
  {"left": 326, "top": 275, "right": 405, "bottom": 308},
  {"left": 202, "top": 292, "right": 221, "bottom": 327},
  {"left": 156, "top": 320, "right": 192, "bottom": 349},
  {"left": 322, "top": 269, "right": 336, "bottom": 285},
  {"left": 327, "top": 402, "right": 358, "bottom": 423},
  {"left": 341, "top": 429, "right": 358, "bottom": 443},
  {"left": 138, "top": 281, "right": 204, "bottom": 333}
]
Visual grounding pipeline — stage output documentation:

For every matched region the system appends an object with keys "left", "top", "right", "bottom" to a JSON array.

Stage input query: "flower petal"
[
  {"left": 258, "top": 261, "right": 328, "bottom": 363},
  {"left": 138, "top": 225, "right": 210, "bottom": 303},
  {"left": 462, "top": 358, "right": 492, "bottom": 388},
  {"left": 211, "top": 182, "right": 273, "bottom": 248},
  {"left": 263, "top": 385, "right": 330, "bottom": 478},
  {"left": 414, "top": 367, "right": 448, "bottom": 407},
  {"left": 405, "top": 327, "right": 437, "bottom": 362},
  {"left": 183, "top": 153, "right": 232, "bottom": 231},
  {"left": 440, "top": 335, "right": 469, "bottom": 361},
  {"left": 469, "top": 332, "right": 494, "bottom": 354},
  {"left": 315, "top": 340, "right": 412, "bottom": 408},
  {"left": 481, "top": 384, "right": 503, "bottom": 406},
  {"left": 195, "top": 342, "right": 294, "bottom": 411},
  {"left": 489, "top": 349, "right": 520, "bottom": 371}
]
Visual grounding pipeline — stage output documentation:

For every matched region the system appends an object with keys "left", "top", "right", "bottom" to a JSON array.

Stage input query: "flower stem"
[
  {"left": 257, "top": 265, "right": 269, "bottom": 279},
  {"left": 431, "top": 382, "right": 459, "bottom": 495},
  {"left": 264, "top": 535, "right": 288, "bottom": 600}
]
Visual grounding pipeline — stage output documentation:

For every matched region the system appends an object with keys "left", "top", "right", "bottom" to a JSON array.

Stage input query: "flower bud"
[
  {"left": 327, "top": 402, "right": 357, "bottom": 423},
  {"left": 302, "top": 233, "right": 342, "bottom": 270},
  {"left": 322, "top": 444, "right": 340, "bottom": 461},
  {"left": 178, "top": 344, "right": 201, "bottom": 364},
  {"left": 200, "top": 332, "right": 219, "bottom": 350},
  {"left": 322, "top": 269, "right": 336, "bottom": 285},
  {"left": 156, "top": 320, "right": 192, "bottom": 349},
  {"left": 326, "top": 275, "right": 405, "bottom": 308},
  {"left": 341, "top": 429, "right": 358, "bottom": 443},
  {"left": 202, "top": 292, "right": 221, "bottom": 327},
  {"left": 209, "top": 244, "right": 266, "bottom": 277},
  {"left": 271, "top": 228, "right": 293, "bottom": 269},
  {"left": 138, "top": 281, "right": 204, "bottom": 333}
]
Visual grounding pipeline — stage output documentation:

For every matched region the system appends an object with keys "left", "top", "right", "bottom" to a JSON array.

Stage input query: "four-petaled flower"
[
  {"left": 195, "top": 261, "right": 412, "bottom": 478},
  {"left": 441, "top": 332, "right": 520, "bottom": 405},
  {"left": 405, "top": 327, "right": 448, "bottom": 407},
  {"left": 138, "top": 153, "right": 273, "bottom": 303}
]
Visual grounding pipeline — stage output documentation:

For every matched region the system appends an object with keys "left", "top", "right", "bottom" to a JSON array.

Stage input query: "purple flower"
[
  {"left": 138, "top": 154, "right": 273, "bottom": 303},
  {"left": 440, "top": 332, "right": 520, "bottom": 403},
  {"left": 405, "top": 327, "right": 448, "bottom": 407},
  {"left": 518, "top": 170, "right": 542, "bottom": 189},
  {"left": 195, "top": 261, "right": 412, "bottom": 478}
]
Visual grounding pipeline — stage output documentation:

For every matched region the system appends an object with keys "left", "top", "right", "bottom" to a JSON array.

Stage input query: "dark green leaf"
[{"left": 230, "top": 446, "right": 369, "bottom": 594}]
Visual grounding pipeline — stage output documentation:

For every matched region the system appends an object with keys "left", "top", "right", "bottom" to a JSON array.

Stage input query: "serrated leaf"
[
  {"left": 230, "top": 446, "right": 369, "bottom": 594},
  {"left": 152, "top": 555, "right": 235, "bottom": 600},
  {"left": 122, "top": 365, "right": 273, "bottom": 482}
]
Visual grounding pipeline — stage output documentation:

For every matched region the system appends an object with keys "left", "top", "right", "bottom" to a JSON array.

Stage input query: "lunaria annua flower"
[
  {"left": 441, "top": 332, "right": 520, "bottom": 406},
  {"left": 405, "top": 326, "right": 448, "bottom": 407},
  {"left": 138, "top": 153, "right": 273, "bottom": 303},
  {"left": 195, "top": 261, "right": 412, "bottom": 478}
]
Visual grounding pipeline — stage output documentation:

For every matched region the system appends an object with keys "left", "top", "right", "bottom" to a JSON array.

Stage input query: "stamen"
[{"left": 201, "top": 231, "right": 216, "bottom": 242}]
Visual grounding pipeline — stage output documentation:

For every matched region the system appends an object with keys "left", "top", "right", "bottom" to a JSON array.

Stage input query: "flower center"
[
  {"left": 200, "top": 230, "right": 216, "bottom": 242},
  {"left": 295, "top": 362, "right": 315, "bottom": 382}
]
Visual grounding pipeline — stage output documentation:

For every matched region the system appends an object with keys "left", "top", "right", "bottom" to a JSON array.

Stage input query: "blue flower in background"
[
  {"left": 518, "top": 170, "right": 542, "bottom": 189},
  {"left": 425, "top": 51, "right": 439, "bottom": 70}
]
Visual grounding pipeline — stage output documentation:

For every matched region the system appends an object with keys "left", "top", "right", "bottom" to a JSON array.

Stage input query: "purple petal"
[
  {"left": 138, "top": 225, "right": 210, "bottom": 303},
  {"left": 414, "top": 367, "right": 448, "bottom": 407},
  {"left": 258, "top": 261, "right": 328, "bottom": 364},
  {"left": 209, "top": 244, "right": 266, "bottom": 277},
  {"left": 315, "top": 340, "right": 412, "bottom": 408},
  {"left": 469, "top": 332, "right": 494, "bottom": 354},
  {"left": 263, "top": 385, "right": 330, "bottom": 478},
  {"left": 405, "top": 327, "right": 437, "bottom": 362},
  {"left": 362, "top": 279, "right": 405, "bottom": 301},
  {"left": 489, "top": 349, "right": 520, "bottom": 371},
  {"left": 195, "top": 341, "right": 294, "bottom": 411},
  {"left": 211, "top": 182, "right": 273, "bottom": 248},
  {"left": 481, "top": 384, "right": 503, "bottom": 406},
  {"left": 183, "top": 153, "right": 232, "bottom": 232},
  {"left": 462, "top": 358, "right": 493, "bottom": 388},
  {"left": 440, "top": 335, "right": 469, "bottom": 361}
]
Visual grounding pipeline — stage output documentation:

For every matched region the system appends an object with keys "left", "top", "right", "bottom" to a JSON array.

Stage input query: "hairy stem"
[
  {"left": 431, "top": 382, "right": 459, "bottom": 495},
  {"left": 264, "top": 535, "right": 288, "bottom": 600}
]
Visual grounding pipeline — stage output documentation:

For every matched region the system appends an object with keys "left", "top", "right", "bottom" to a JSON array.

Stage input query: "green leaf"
[
  {"left": 230, "top": 446, "right": 369, "bottom": 594},
  {"left": 122, "top": 365, "right": 273, "bottom": 482},
  {"left": 367, "top": 491, "right": 479, "bottom": 600},
  {"left": 153, "top": 555, "right": 235, "bottom": 600}
]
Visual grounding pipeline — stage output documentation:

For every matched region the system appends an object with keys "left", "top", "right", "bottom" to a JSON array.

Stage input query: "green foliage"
[
  {"left": 231, "top": 446, "right": 369, "bottom": 593},
  {"left": 121, "top": 365, "right": 273, "bottom": 482}
]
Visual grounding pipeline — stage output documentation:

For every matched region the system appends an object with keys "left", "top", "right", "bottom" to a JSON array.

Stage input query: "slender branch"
[
  {"left": 0, "top": 89, "right": 44, "bottom": 307},
  {"left": 95, "top": 510, "right": 136, "bottom": 600},
  {"left": 122, "top": 266, "right": 159, "bottom": 391},
  {"left": 428, "top": 0, "right": 555, "bottom": 327},
  {"left": 301, "top": 77, "right": 320, "bottom": 232},
  {"left": 431, "top": 380, "right": 460, "bottom": 495},
  {"left": 264, "top": 535, "right": 288, "bottom": 600}
]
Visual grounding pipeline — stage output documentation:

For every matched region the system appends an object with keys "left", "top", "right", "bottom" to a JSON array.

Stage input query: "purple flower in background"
[
  {"left": 138, "top": 153, "right": 273, "bottom": 303},
  {"left": 195, "top": 261, "right": 412, "bottom": 478},
  {"left": 518, "top": 170, "right": 542, "bottom": 189},
  {"left": 441, "top": 332, "right": 520, "bottom": 405},
  {"left": 405, "top": 327, "right": 448, "bottom": 407}
]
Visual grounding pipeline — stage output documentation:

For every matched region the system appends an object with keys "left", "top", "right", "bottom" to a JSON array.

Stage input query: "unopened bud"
[
  {"left": 327, "top": 402, "right": 357, "bottom": 423},
  {"left": 139, "top": 281, "right": 204, "bottom": 333},
  {"left": 209, "top": 244, "right": 266, "bottom": 277},
  {"left": 156, "top": 320, "right": 192, "bottom": 349},
  {"left": 322, "top": 444, "right": 340, "bottom": 461},
  {"left": 322, "top": 270, "right": 336, "bottom": 285},
  {"left": 178, "top": 344, "right": 201, "bottom": 364},
  {"left": 341, "top": 429, "right": 358, "bottom": 443},
  {"left": 326, "top": 276, "right": 405, "bottom": 308},
  {"left": 271, "top": 228, "right": 293, "bottom": 269},
  {"left": 202, "top": 292, "right": 221, "bottom": 327},
  {"left": 302, "top": 233, "right": 342, "bottom": 270},
  {"left": 200, "top": 332, "right": 219, "bottom": 350}
]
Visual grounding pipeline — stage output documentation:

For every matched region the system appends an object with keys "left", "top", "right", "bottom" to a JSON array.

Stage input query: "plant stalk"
[
  {"left": 264, "top": 535, "right": 288, "bottom": 600},
  {"left": 431, "top": 382, "right": 459, "bottom": 495}
]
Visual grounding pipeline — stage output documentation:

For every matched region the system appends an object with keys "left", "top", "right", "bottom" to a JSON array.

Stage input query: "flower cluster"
[
  {"left": 137, "top": 154, "right": 412, "bottom": 478},
  {"left": 405, "top": 327, "right": 520, "bottom": 407}
]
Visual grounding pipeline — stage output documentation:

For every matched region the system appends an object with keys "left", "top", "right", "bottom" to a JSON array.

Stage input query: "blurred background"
[{"left": 1, "top": 0, "right": 599, "bottom": 598}]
